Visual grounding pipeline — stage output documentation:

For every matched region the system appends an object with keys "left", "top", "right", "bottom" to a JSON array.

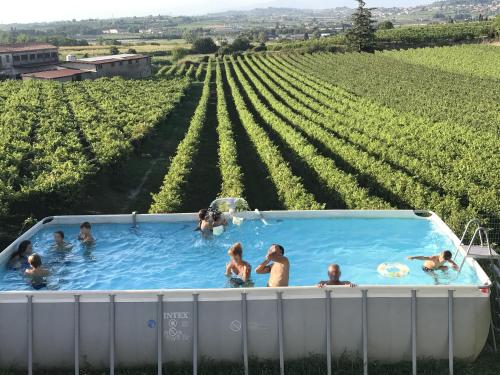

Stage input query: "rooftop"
[
  {"left": 23, "top": 68, "right": 84, "bottom": 80},
  {"left": 74, "top": 53, "right": 147, "bottom": 64},
  {"left": 0, "top": 43, "right": 57, "bottom": 54}
]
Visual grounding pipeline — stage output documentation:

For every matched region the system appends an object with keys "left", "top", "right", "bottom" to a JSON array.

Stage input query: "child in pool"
[
  {"left": 53, "top": 231, "right": 71, "bottom": 250},
  {"left": 225, "top": 243, "right": 252, "bottom": 287},
  {"left": 25, "top": 253, "right": 50, "bottom": 290},
  {"left": 9, "top": 240, "right": 33, "bottom": 270},
  {"left": 317, "top": 264, "right": 356, "bottom": 287},
  {"left": 408, "top": 250, "right": 459, "bottom": 272},
  {"left": 78, "top": 222, "right": 94, "bottom": 244}
]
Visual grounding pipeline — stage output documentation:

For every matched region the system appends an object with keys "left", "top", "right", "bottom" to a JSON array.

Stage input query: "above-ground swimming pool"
[
  {"left": 0, "top": 214, "right": 482, "bottom": 290},
  {"left": 0, "top": 210, "right": 492, "bottom": 373}
]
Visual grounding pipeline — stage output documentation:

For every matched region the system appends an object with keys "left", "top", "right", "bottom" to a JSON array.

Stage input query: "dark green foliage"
[
  {"left": 192, "top": 37, "right": 218, "bottom": 54},
  {"left": 346, "top": 0, "right": 376, "bottom": 52}
]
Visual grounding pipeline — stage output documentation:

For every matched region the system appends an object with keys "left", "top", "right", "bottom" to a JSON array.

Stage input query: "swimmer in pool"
[
  {"left": 78, "top": 222, "right": 94, "bottom": 244},
  {"left": 317, "top": 264, "right": 356, "bottom": 288},
  {"left": 225, "top": 242, "right": 252, "bottom": 287},
  {"left": 408, "top": 250, "right": 459, "bottom": 272},
  {"left": 197, "top": 208, "right": 227, "bottom": 233},
  {"left": 255, "top": 244, "right": 289, "bottom": 287},
  {"left": 24, "top": 253, "right": 50, "bottom": 290},
  {"left": 53, "top": 231, "right": 71, "bottom": 250},
  {"left": 8, "top": 240, "right": 33, "bottom": 270}
]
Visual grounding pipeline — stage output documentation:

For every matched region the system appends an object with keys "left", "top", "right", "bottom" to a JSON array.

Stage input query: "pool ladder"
[
  {"left": 455, "top": 219, "right": 500, "bottom": 352},
  {"left": 454, "top": 219, "right": 499, "bottom": 272}
]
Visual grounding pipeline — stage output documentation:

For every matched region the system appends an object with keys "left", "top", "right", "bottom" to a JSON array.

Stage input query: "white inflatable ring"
[{"left": 377, "top": 262, "right": 409, "bottom": 278}]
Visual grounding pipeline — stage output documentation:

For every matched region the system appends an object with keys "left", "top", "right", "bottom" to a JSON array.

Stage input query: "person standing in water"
[
  {"left": 53, "top": 231, "right": 71, "bottom": 250},
  {"left": 256, "top": 244, "right": 289, "bottom": 287},
  {"left": 78, "top": 222, "right": 94, "bottom": 244},
  {"left": 317, "top": 264, "right": 356, "bottom": 287},
  {"left": 25, "top": 253, "right": 50, "bottom": 290},
  {"left": 225, "top": 242, "right": 252, "bottom": 287},
  {"left": 9, "top": 240, "right": 33, "bottom": 270}
]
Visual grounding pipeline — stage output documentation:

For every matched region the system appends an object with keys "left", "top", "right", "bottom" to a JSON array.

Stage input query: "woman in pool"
[
  {"left": 24, "top": 253, "right": 50, "bottom": 290},
  {"left": 225, "top": 243, "right": 252, "bottom": 287},
  {"left": 9, "top": 240, "right": 33, "bottom": 270}
]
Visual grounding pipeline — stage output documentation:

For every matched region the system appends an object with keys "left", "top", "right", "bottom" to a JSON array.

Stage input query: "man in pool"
[
  {"left": 225, "top": 242, "right": 252, "bottom": 287},
  {"left": 317, "top": 264, "right": 356, "bottom": 288},
  {"left": 78, "top": 222, "right": 94, "bottom": 244},
  {"left": 408, "top": 250, "right": 459, "bottom": 272},
  {"left": 255, "top": 244, "right": 289, "bottom": 287}
]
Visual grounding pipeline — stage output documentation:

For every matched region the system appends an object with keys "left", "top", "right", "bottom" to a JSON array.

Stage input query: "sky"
[{"left": 0, "top": 0, "right": 435, "bottom": 24}]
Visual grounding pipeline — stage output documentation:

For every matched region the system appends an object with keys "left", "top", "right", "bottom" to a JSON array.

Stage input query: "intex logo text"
[{"left": 164, "top": 312, "right": 189, "bottom": 319}]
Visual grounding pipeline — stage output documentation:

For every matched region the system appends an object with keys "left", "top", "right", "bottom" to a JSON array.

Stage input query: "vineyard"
[
  {"left": 0, "top": 77, "right": 189, "bottom": 218},
  {"left": 0, "top": 44, "right": 498, "bottom": 239}
]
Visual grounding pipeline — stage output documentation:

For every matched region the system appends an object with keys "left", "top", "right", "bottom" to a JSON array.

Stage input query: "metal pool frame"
[{"left": 0, "top": 210, "right": 492, "bottom": 375}]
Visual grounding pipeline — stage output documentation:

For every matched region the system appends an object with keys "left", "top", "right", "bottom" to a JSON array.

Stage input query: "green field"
[{"left": 0, "top": 44, "right": 499, "bottom": 242}]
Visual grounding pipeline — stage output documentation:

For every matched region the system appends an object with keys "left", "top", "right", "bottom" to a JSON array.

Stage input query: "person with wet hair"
[
  {"left": 225, "top": 242, "right": 252, "bottom": 287},
  {"left": 24, "top": 253, "right": 50, "bottom": 290},
  {"left": 408, "top": 250, "right": 458, "bottom": 272},
  {"left": 78, "top": 222, "right": 94, "bottom": 244},
  {"left": 256, "top": 244, "right": 289, "bottom": 287},
  {"left": 9, "top": 240, "right": 33, "bottom": 270}
]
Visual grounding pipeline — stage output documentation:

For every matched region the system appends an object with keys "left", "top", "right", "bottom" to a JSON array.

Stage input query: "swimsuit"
[{"left": 422, "top": 266, "right": 435, "bottom": 272}]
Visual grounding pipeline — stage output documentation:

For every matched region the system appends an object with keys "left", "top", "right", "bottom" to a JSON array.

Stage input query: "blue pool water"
[{"left": 0, "top": 218, "right": 481, "bottom": 291}]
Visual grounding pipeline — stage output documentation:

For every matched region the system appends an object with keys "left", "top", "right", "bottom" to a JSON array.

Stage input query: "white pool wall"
[{"left": 0, "top": 210, "right": 492, "bottom": 369}]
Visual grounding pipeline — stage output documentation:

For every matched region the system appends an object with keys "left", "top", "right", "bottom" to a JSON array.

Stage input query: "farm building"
[
  {"left": 0, "top": 42, "right": 59, "bottom": 78},
  {"left": 62, "top": 54, "right": 152, "bottom": 79},
  {"left": 21, "top": 68, "right": 94, "bottom": 82}
]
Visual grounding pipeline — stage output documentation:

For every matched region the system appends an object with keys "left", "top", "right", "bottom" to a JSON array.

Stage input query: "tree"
[
  {"left": 127, "top": 48, "right": 137, "bottom": 54},
  {"left": 192, "top": 37, "right": 218, "bottom": 54},
  {"left": 172, "top": 47, "right": 190, "bottom": 61},
  {"left": 109, "top": 46, "right": 119, "bottom": 55},
  {"left": 346, "top": 0, "right": 376, "bottom": 53},
  {"left": 231, "top": 37, "right": 251, "bottom": 52},
  {"left": 378, "top": 21, "right": 394, "bottom": 30}
]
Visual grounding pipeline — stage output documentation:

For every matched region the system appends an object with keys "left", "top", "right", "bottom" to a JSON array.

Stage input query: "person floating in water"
[
  {"left": 53, "top": 231, "right": 71, "bottom": 250},
  {"left": 408, "top": 250, "right": 459, "bottom": 272},
  {"left": 24, "top": 253, "right": 50, "bottom": 290},
  {"left": 317, "top": 264, "right": 356, "bottom": 288},
  {"left": 78, "top": 222, "right": 94, "bottom": 244},
  {"left": 197, "top": 208, "right": 227, "bottom": 233},
  {"left": 256, "top": 244, "right": 289, "bottom": 287},
  {"left": 225, "top": 242, "right": 252, "bottom": 287},
  {"left": 9, "top": 240, "right": 33, "bottom": 270}
]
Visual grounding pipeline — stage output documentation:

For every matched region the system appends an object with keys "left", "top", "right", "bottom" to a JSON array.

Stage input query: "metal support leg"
[
  {"left": 74, "top": 295, "right": 80, "bottom": 375},
  {"left": 242, "top": 293, "right": 249, "bottom": 375},
  {"left": 277, "top": 292, "right": 284, "bottom": 375},
  {"left": 109, "top": 295, "right": 115, "bottom": 375},
  {"left": 27, "top": 295, "right": 33, "bottom": 375},
  {"left": 325, "top": 290, "right": 332, "bottom": 375},
  {"left": 193, "top": 294, "right": 199, "bottom": 375},
  {"left": 411, "top": 290, "right": 417, "bottom": 375},
  {"left": 362, "top": 290, "right": 368, "bottom": 375},
  {"left": 448, "top": 290, "right": 454, "bottom": 375},
  {"left": 157, "top": 294, "right": 163, "bottom": 375}
]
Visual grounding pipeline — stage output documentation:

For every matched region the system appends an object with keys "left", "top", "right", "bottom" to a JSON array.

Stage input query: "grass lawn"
[{"left": 2, "top": 351, "right": 499, "bottom": 374}]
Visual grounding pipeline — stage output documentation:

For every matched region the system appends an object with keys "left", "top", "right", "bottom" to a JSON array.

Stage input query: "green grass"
[{"left": 3, "top": 351, "right": 500, "bottom": 375}]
